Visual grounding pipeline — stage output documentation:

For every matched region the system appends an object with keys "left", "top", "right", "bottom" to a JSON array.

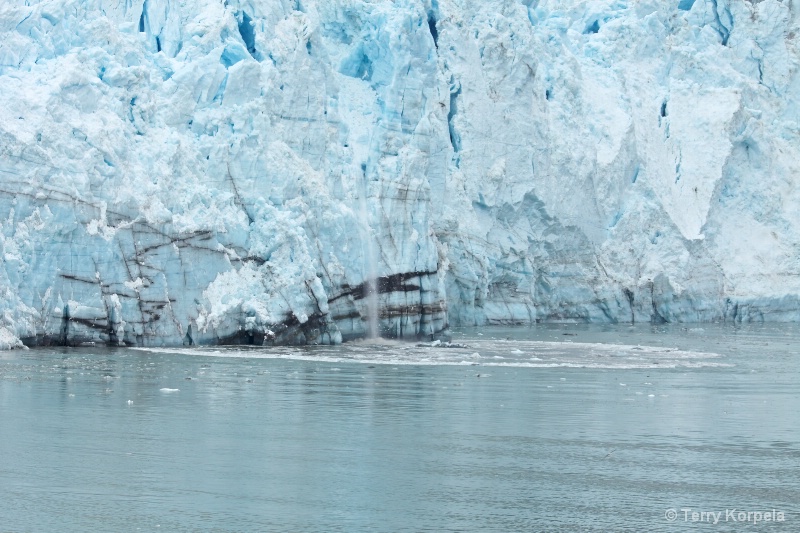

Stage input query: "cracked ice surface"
[{"left": 1, "top": 0, "right": 799, "bottom": 348}]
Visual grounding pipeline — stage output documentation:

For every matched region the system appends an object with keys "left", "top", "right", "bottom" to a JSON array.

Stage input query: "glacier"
[{"left": 1, "top": 0, "right": 799, "bottom": 349}]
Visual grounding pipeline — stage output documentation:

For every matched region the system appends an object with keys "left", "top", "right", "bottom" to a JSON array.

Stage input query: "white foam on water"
[
  {"left": 159, "top": 388, "right": 180, "bottom": 392},
  {"left": 132, "top": 339, "right": 730, "bottom": 369}
]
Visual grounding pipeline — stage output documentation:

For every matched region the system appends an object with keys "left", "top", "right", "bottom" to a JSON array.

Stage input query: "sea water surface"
[{"left": 1, "top": 324, "right": 798, "bottom": 532}]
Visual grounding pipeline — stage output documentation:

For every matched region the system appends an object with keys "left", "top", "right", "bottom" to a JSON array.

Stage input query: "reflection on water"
[{"left": 1, "top": 324, "right": 798, "bottom": 531}]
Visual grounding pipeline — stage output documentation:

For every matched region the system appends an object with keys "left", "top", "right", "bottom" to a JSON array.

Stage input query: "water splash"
[{"left": 358, "top": 174, "right": 380, "bottom": 339}]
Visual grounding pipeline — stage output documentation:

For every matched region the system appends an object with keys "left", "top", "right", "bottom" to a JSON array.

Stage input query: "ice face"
[{"left": 0, "top": 0, "right": 798, "bottom": 348}]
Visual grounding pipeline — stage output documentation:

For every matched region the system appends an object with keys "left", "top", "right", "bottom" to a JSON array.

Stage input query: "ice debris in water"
[{"left": 417, "top": 341, "right": 470, "bottom": 349}]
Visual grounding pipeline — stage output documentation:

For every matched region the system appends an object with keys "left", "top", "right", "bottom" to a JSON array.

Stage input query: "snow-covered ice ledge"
[{"left": 1, "top": 0, "right": 800, "bottom": 348}]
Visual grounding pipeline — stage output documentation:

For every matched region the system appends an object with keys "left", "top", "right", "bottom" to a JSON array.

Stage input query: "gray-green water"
[{"left": 1, "top": 324, "right": 798, "bottom": 532}]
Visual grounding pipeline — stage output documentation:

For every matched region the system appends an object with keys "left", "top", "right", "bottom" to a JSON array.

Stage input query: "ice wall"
[{"left": 0, "top": 0, "right": 798, "bottom": 347}]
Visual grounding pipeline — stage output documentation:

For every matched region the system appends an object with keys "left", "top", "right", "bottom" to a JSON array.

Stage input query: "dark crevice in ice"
[
  {"left": 584, "top": 19, "right": 600, "bottom": 34},
  {"left": 428, "top": 13, "right": 439, "bottom": 48},
  {"left": 183, "top": 324, "right": 194, "bottom": 346},
  {"left": 328, "top": 271, "right": 438, "bottom": 303},
  {"left": 448, "top": 81, "right": 462, "bottom": 154},
  {"left": 623, "top": 288, "right": 635, "bottom": 324},
  {"left": 428, "top": 0, "right": 440, "bottom": 49},
  {"left": 650, "top": 283, "right": 668, "bottom": 324},
  {"left": 709, "top": 0, "right": 732, "bottom": 46},
  {"left": 237, "top": 11, "right": 258, "bottom": 59},
  {"left": 139, "top": 0, "right": 149, "bottom": 35}
]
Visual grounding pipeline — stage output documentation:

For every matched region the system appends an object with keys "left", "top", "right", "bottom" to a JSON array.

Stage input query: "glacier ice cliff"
[{"left": 1, "top": 0, "right": 799, "bottom": 348}]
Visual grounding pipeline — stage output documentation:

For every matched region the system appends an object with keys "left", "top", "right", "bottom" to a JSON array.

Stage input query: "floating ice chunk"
[{"left": 444, "top": 342, "right": 469, "bottom": 348}]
